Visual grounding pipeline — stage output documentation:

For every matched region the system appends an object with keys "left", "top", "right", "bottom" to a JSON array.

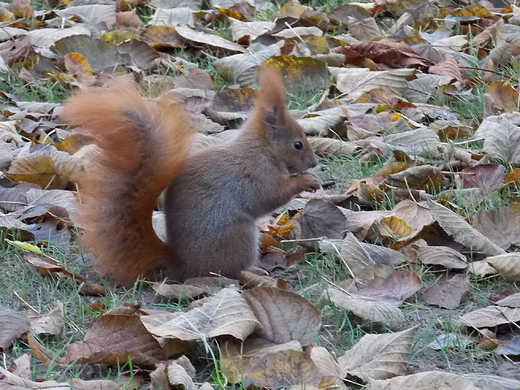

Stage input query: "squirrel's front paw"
[{"left": 299, "top": 172, "right": 322, "bottom": 192}]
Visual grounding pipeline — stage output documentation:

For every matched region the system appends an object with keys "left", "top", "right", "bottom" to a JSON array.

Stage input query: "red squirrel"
[{"left": 61, "top": 67, "right": 320, "bottom": 286}]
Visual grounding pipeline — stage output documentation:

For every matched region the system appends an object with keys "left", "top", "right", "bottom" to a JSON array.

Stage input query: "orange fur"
[{"left": 61, "top": 79, "right": 194, "bottom": 286}]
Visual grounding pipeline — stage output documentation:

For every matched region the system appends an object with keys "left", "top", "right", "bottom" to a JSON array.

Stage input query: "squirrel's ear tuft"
[
  {"left": 252, "top": 66, "right": 288, "bottom": 138},
  {"left": 255, "top": 66, "right": 287, "bottom": 114}
]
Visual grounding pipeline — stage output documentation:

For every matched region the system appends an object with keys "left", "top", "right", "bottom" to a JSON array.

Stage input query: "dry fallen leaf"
[
  {"left": 338, "top": 326, "right": 419, "bottom": 382},
  {"left": 243, "top": 286, "right": 321, "bottom": 344},
  {"left": 461, "top": 305, "right": 520, "bottom": 329},
  {"left": 365, "top": 371, "right": 479, "bottom": 390},
  {"left": 28, "top": 301, "right": 65, "bottom": 337},
  {"left": 148, "top": 287, "right": 259, "bottom": 342},
  {"left": 421, "top": 274, "right": 470, "bottom": 309},
  {"left": 0, "top": 307, "right": 29, "bottom": 351},
  {"left": 65, "top": 308, "right": 167, "bottom": 366},
  {"left": 416, "top": 245, "right": 468, "bottom": 270},
  {"left": 427, "top": 199, "right": 506, "bottom": 256},
  {"left": 486, "top": 253, "right": 520, "bottom": 282}
]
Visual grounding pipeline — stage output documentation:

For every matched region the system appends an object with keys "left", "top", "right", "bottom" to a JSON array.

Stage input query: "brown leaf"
[
  {"left": 384, "top": 165, "right": 445, "bottom": 192},
  {"left": 0, "top": 307, "right": 29, "bottom": 351},
  {"left": 7, "top": 149, "right": 82, "bottom": 190},
  {"left": 334, "top": 68, "right": 416, "bottom": 102},
  {"left": 366, "top": 371, "right": 478, "bottom": 390},
  {"left": 391, "top": 200, "right": 435, "bottom": 231},
  {"left": 427, "top": 199, "right": 506, "bottom": 256},
  {"left": 462, "top": 163, "right": 505, "bottom": 192},
  {"left": 486, "top": 80, "right": 519, "bottom": 113},
  {"left": 151, "top": 281, "right": 208, "bottom": 300},
  {"left": 473, "top": 116, "right": 520, "bottom": 165},
  {"left": 468, "top": 259, "right": 497, "bottom": 277},
  {"left": 473, "top": 204, "right": 520, "bottom": 250},
  {"left": 237, "top": 270, "right": 278, "bottom": 288},
  {"left": 338, "top": 326, "right": 419, "bottom": 382},
  {"left": 421, "top": 274, "right": 470, "bottom": 309},
  {"left": 416, "top": 246, "right": 468, "bottom": 270},
  {"left": 309, "top": 137, "right": 361, "bottom": 158},
  {"left": 64, "top": 52, "right": 95, "bottom": 86},
  {"left": 242, "top": 286, "right": 321, "bottom": 346},
  {"left": 486, "top": 253, "right": 520, "bottom": 282},
  {"left": 373, "top": 215, "right": 415, "bottom": 240},
  {"left": 0, "top": 366, "right": 69, "bottom": 389},
  {"left": 28, "top": 301, "right": 64, "bottom": 337},
  {"left": 8, "top": 353, "right": 31, "bottom": 379},
  {"left": 174, "top": 25, "right": 245, "bottom": 53},
  {"left": 296, "top": 199, "right": 346, "bottom": 241},
  {"left": 148, "top": 287, "right": 258, "bottom": 342},
  {"left": 319, "top": 233, "right": 377, "bottom": 278},
  {"left": 70, "top": 378, "right": 121, "bottom": 390},
  {"left": 348, "top": 40, "right": 432, "bottom": 69},
  {"left": 220, "top": 339, "right": 326, "bottom": 387},
  {"left": 327, "top": 287, "right": 404, "bottom": 327},
  {"left": 429, "top": 53, "right": 463, "bottom": 83},
  {"left": 348, "top": 271, "right": 422, "bottom": 303},
  {"left": 495, "top": 293, "right": 520, "bottom": 308},
  {"left": 65, "top": 311, "right": 167, "bottom": 366},
  {"left": 461, "top": 306, "right": 520, "bottom": 329},
  {"left": 27, "top": 332, "right": 64, "bottom": 367},
  {"left": 8, "top": 0, "right": 33, "bottom": 18},
  {"left": 23, "top": 253, "right": 87, "bottom": 282}
]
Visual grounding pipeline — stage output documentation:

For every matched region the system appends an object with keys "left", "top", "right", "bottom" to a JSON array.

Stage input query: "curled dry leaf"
[
  {"left": 486, "top": 253, "right": 520, "bottom": 282},
  {"left": 237, "top": 270, "right": 278, "bottom": 288},
  {"left": 242, "top": 286, "right": 321, "bottom": 346},
  {"left": 468, "top": 259, "right": 497, "bottom": 277},
  {"left": 373, "top": 215, "right": 414, "bottom": 240},
  {"left": 174, "top": 25, "right": 246, "bottom": 53},
  {"left": 383, "top": 165, "right": 445, "bottom": 192},
  {"left": 427, "top": 199, "right": 506, "bottom": 256},
  {"left": 28, "top": 333, "right": 64, "bottom": 367},
  {"left": 149, "top": 287, "right": 259, "bottom": 342},
  {"left": 28, "top": 301, "right": 65, "bottom": 337},
  {"left": 338, "top": 326, "right": 419, "bottom": 382},
  {"left": 421, "top": 274, "right": 470, "bottom": 310}
]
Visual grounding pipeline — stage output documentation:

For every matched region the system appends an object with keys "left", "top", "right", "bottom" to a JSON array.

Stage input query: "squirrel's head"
[{"left": 251, "top": 66, "right": 318, "bottom": 174}]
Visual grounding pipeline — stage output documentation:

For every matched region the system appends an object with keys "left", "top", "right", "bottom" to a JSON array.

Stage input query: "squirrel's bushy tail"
[{"left": 62, "top": 78, "right": 194, "bottom": 286}]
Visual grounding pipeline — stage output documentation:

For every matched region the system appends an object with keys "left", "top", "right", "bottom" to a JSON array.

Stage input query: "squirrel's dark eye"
[{"left": 294, "top": 141, "right": 303, "bottom": 150}]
